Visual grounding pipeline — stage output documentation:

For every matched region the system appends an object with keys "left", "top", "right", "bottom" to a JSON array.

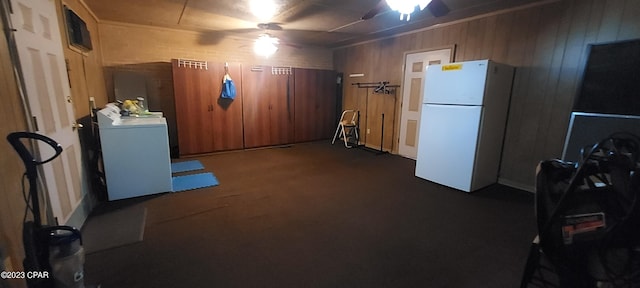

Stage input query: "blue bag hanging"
[{"left": 221, "top": 64, "right": 236, "bottom": 100}]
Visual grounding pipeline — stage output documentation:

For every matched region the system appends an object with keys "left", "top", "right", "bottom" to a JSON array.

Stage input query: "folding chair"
[{"left": 332, "top": 110, "right": 359, "bottom": 148}]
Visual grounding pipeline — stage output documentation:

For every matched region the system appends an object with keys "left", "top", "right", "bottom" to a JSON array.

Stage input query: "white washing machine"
[{"left": 97, "top": 104, "right": 172, "bottom": 200}]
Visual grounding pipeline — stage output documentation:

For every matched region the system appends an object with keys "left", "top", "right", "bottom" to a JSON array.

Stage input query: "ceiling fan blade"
[
  {"left": 257, "top": 22, "right": 283, "bottom": 31},
  {"left": 427, "top": 0, "right": 449, "bottom": 17},
  {"left": 361, "top": 0, "right": 387, "bottom": 20}
]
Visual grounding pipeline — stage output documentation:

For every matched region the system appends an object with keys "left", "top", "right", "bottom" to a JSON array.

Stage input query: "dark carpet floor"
[{"left": 84, "top": 141, "right": 537, "bottom": 288}]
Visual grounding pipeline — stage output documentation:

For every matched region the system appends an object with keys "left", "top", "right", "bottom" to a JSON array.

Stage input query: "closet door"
[
  {"left": 294, "top": 69, "right": 337, "bottom": 142},
  {"left": 294, "top": 68, "right": 316, "bottom": 142},
  {"left": 317, "top": 69, "right": 337, "bottom": 139},
  {"left": 242, "top": 66, "right": 294, "bottom": 148},
  {"left": 210, "top": 63, "right": 244, "bottom": 151},
  {"left": 172, "top": 59, "right": 214, "bottom": 155},
  {"left": 269, "top": 71, "right": 294, "bottom": 146},
  {"left": 242, "top": 66, "right": 272, "bottom": 148}
]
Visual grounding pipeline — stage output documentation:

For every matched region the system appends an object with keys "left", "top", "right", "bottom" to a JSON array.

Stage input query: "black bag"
[{"left": 535, "top": 133, "right": 640, "bottom": 286}]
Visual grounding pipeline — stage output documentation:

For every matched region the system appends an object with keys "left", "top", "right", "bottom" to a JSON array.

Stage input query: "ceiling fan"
[
  {"left": 362, "top": 0, "right": 450, "bottom": 20},
  {"left": 254, "top": 22, "right": 305, "bottom": 48},
  {"left": 256, "top": 22, "right": 283, "bottom": 31}
]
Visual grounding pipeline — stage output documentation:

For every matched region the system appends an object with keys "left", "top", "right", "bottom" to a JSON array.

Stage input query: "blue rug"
[
  {"left": 171, "top": 160, "right": 204, "bottom": 174},
  {"left": 172, "top": 172, "right": 219, "bottom": 192}
]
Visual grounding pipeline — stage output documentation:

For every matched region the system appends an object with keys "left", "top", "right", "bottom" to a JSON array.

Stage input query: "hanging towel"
[{"left": 221, "top": 73, "right": 236, "bottom": 100}]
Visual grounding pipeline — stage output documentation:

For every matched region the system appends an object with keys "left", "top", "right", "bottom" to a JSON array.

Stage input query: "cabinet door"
[
  {"left": 294, "top": 69, "right": 337, "bottom": 142},
  {"left": 269, "top": 72, "right": 294, "bottom": 146},
  {"left": 294, "top": 68, "right": 316, "bottom": 142},
  {"left": 242, "top": 66, "right": 294, "bottom": 148},
  {"left": 242, "top": 66, "right": 272, "bottom": 148},
  {"left": 210, "top": 63, "right": 244, "bottom": 151},
  {"left": 172, "top": 60, "right": 214, "bottom": 155},
  {"left": 317, "top": 70, "right": 337, "bottom": 139}
]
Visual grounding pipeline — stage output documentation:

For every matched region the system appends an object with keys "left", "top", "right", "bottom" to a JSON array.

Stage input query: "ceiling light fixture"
[
  {"left": 250, "top": 0, "right": 276, "bottom": 21},
  {"left": 385, "top": 0, "right": 432, "bottom": 21},
  {"left": 254, "top": 34, "right": 279, "bottom": 57}
]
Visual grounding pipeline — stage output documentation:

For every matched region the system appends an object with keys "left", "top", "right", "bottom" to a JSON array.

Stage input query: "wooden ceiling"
[{"left": 83, "top": 0, "right": 549, "bottom": 48}]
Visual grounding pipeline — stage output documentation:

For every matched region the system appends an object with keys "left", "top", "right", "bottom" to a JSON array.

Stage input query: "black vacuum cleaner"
[{"left": 7, "top": 132, "right": 85, "bottom": 288}]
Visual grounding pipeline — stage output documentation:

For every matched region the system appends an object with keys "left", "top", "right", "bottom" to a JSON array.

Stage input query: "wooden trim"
[
  {"left": 76, "top": 0, "right": 99, "bottom": 23},
  {"left": 402, "top": 45, "right": 457, "bottom": 61},
  {"left": 99, "top": 19, "right": 210, "bottom": 36},
  {"left": 98, "top": 19, "right": 279, "bottom": 47},
  {"left": 498, "top": 178, "right": 535, "bottom": 193}
]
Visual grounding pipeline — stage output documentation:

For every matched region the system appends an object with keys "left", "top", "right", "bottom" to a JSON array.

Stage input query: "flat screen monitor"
[
  {"left": 573, "top": 39, "right": 640, "bottom": 116},
  {"left": 562, "top": 112, "right": 640, "bottom": 162}
]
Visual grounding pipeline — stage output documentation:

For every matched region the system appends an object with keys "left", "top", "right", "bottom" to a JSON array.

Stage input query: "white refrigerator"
[{"left": 415, "top": 60, "right": 514, "bottom": 192}]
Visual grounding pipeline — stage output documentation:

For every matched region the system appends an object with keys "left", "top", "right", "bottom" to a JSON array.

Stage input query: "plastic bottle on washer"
[{"left": 136, "top": 97, "right": 146, "bottom": 114}]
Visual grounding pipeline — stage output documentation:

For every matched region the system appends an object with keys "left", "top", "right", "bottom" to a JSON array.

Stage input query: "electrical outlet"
[{"left": 367, "top": 128, "right": 371, "bottom": 134}]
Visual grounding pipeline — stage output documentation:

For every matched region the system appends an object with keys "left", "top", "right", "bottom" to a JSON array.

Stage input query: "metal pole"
[{"left": 380, "top": 113, "right": 384, "bottom": 153}]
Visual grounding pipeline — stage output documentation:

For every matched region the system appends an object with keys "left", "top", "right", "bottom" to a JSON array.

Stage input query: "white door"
[
  {"left": 9, "top": 0, "right": 84, "bottom": 224},
  {"left": 415, "top": 104, "right": 482, "bottom": 192},
  {"left": 397, "top": 48, "right": 452, "bottom": 159}
]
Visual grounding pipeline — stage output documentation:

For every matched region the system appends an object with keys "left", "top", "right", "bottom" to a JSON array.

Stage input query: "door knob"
[{"left": 72, "top": 122, "right": 83, "bottom": 130}]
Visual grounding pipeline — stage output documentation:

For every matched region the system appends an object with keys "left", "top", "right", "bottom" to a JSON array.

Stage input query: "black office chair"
[{"left": 521, "top": 133, "right": 640, "bottom": 288}]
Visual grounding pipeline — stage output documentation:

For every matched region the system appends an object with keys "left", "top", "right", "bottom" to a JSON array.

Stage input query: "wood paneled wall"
[
  {"left": 98, "top": 21, "right": 334, "bottom": 70},
  {"left": 342, "top": 85, "right": 399, "bottom": 152},
  {"left": 0, "top": 12, "right": 29, "bottom": 288},
  {"left": 334, "top": 0, "right": 640, "bottom": 191},
  {"left": 58, "top": 0, "right": 108, "bottom": 118}
]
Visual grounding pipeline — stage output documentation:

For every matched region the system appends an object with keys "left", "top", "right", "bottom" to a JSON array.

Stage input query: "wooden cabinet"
[
  {"left": 242, "top": 65, "right": 295, "bottom": 148},
  {"left": 294, "top": 68, "right": 337, "bottom": 142},
  {"left": 172, "top": 59, "right": 243, "bottom": 156},
  {"left": 173, "top": 62, "right": 338, "bottom": 153}
]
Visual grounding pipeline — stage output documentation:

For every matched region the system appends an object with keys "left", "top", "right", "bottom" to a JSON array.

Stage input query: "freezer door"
[
  {"left": 424, "top": 60, "right": 488, "bottom": 105},
  {"left": 415, "top": 104, "right": 483, "bottom": 192}
]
